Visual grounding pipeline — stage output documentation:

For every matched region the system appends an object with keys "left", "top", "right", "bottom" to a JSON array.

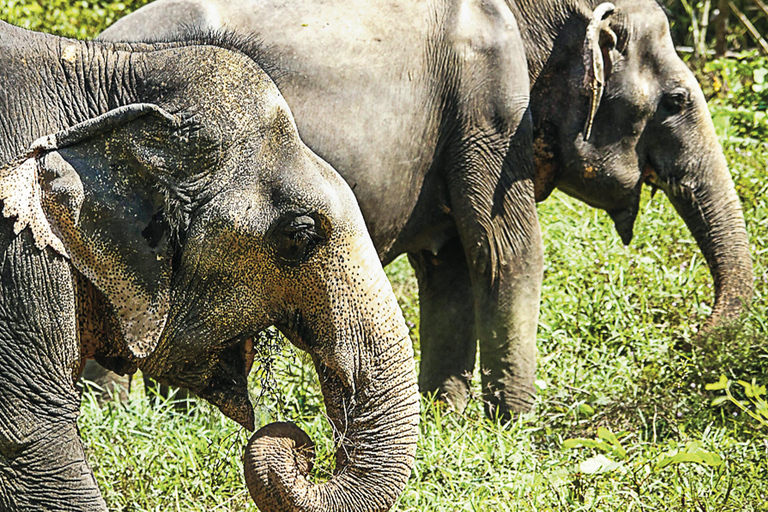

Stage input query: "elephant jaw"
[
  {"left": 196, "top": 336, "right": 256, "bottom": 431},
  {"left": 608, "top": 205, "right": 639, "bottom": 245},
  {"left": 608, "top": 164, "right": 657, "bottom": 245}
]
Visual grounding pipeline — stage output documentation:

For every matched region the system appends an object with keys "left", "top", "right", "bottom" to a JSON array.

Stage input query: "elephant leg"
[
  {"left": 81, "top": 360, "right": 131, "bottom": 404},
  {"left": 0, "top": 234, "right": 106, "bottom": 510},
  {"left": 409, "top": 239, "right": 476, "bottom": 413},
  {"left": 1, "top": 422, "right": 106, "bottom": 511},
  {"left": 472, "top": 247, "right": 542, "bottom": 420},
  {"left": 446, "top": 130, "right": 543, "bottom": 420}
]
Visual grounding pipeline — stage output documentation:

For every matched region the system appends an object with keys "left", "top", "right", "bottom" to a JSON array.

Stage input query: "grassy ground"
[{"left": 2, "top": 3, "right": 767, "bottom": 510}]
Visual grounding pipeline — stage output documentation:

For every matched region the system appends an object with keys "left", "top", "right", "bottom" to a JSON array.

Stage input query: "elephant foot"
[
  {"left": 421, "top": 374, "right": 471, "bottom": 414},
  {"left": 481, "top": 381, "right": 536, "bottom": 423}
]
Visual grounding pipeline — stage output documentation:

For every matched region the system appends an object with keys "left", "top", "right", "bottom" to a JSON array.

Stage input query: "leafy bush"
[
  {"left": 705, "top": 52, "right": 768, "bottom": 142},
  {"left": 660, "top": 0, "right": 768, "bottom": 54},
  {"left": 0, "top": 0, "right": 151, "bottom": 38}
]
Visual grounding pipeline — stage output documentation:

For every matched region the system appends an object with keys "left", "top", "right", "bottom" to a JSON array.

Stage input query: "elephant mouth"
[
  {"left": 196, "top": 333, "right": 257, "bottom": 431},
  {"left": 643, "top": 162, "right": 663, "bottom": 193},
  {"left": 608, "top": 160, "right": 663, "bottom": 246}
]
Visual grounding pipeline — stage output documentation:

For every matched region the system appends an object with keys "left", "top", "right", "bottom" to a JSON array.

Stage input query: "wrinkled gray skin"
[
  {"left": 0, "top": 21, "right": 418, "bottom": 512},
  {"left": 508, "top": 0, "right": 752, "bottom": 325},
  {"left": 101, "top": 0, "right": 543, "bottom": 422},
  {"left": 101, "top": 0, "right": 754, "bottom": 420}
]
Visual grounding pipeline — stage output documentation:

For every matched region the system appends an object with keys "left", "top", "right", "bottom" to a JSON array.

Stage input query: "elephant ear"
[
  {"left": 0, "top": 104, "right": 185, "bottom": 358},
  {"left": 582, "top": 2, "right": 618, "bottom": 140}
]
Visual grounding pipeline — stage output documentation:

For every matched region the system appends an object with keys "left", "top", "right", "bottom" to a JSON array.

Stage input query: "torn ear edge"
[
  {"left": 0, "top": 104, "right": 181, "bottom": 260},
  {"left": 0, "top": 142, "right": 69, "bottom": 258},
  {"left": 0, "top": 104, "right": 182, "bottom": 359},
  {"left": 582, "top": 3, "right": 618, "bottom": 141}
]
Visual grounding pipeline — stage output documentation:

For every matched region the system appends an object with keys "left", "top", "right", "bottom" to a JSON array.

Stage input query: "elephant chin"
[
  {"left": 198, "top": 382, "right": 255, "bottom": 431},
  {"left": 196, "top": 339, "right": 256, "bottom": 430},
  {"left": 609, "top": 205, "right": 639, "bottom": 246}
]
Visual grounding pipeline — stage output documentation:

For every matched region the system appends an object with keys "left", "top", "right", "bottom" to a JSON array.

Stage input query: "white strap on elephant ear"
[
  {"left": 582, "top": 2, "right": 616, "bottom": 141},
  {"left": 0, "top": 135, "right": 69, "bottom": 258}
]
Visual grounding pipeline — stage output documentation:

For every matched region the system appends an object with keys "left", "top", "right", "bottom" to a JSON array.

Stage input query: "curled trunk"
[{"left": 243, "top": 337, "right": 419, "bottom": 512}]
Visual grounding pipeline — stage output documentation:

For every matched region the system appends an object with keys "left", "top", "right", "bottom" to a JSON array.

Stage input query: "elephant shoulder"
[
  {"left": 440, "top": 0, "right": 530, "bottom": 129},
  {"left": 98, "top": 0, "right": 223, "bottom": 42},
  {"left": 444, "top": 0, "right": 522, "bottom": 57}
]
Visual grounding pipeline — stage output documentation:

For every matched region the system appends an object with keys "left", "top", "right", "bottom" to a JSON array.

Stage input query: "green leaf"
[
  {"left": 738, "top": 380, "right": 756, "bottom": 398},
  {"left": 705, "top": 375, "right": 729, "bottom": 391},
  {"left": 580, "top": 454, "right": 621, "bottom": 474},
  {"left": 597, "top": 427, "right": 627, "bottom": 459},
  {"left": 562, "top": 438, "right": 600, "bottom": 450},
  {"left": 655, "top": 444, "right": 723, "bottom": 471}
]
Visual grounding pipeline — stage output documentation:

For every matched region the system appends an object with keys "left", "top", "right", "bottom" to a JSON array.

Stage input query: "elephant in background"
[
  {"left": 0, "top": 21, "right": 417, "bottom": 512},
  {"left": 101, "top": 0, "right": 542, "bottom": 422},
  {"left": 509, "top": 0, "right": 752, "bottom": 327}
]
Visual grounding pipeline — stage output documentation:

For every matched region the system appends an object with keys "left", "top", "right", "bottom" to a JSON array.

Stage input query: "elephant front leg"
[
  {"left": 447, "top": 137, "right": 544, "bottom": 420},
  {"left": 0, "top": 422, "right": 107, "bottom": 511},
  {"left": 409, "top": 239, "right": 477, "bottom": 413},
  {"left": 0, "top": 236, "right": 107, "bottom": 511},
  {"left": 473, "top": 243, "right": 542, "bottom": 419}
]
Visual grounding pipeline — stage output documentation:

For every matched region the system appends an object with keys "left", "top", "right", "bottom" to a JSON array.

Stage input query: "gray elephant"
[
  {"left": 0, "top": 21, "right": 418, "bottom": 512},
  {"left": 100, "top": 0, "right": 753, "bottom": 420},
  {"left": 509, "top": 0, "right": 752, "bottom": 326},
  {"left": 101, "top": 0, "right": 542, "bottom": 422}
]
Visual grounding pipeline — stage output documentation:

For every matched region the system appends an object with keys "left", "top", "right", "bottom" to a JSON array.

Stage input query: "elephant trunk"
[
  {"left": 244, "top": 273, "right": 419, "bottom": 511},
  {"left": 665, "top": 146, "right": 753, "bottom": 329}
]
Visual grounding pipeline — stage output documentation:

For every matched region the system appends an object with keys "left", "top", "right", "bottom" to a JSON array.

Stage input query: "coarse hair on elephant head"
[
  {"left": 0, "top": 24, "right": 417, "bottom": 512},
  {"left": 528, "top": 0, "right": 752, "bottom": 328}
]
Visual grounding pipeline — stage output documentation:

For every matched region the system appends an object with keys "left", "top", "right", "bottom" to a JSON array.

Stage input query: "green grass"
[
  {"left": 76, "top": 118, "right": 768, "bottom": 512},
  {"left": 2, "top": 3, "right": 768, "bottom": 510}
]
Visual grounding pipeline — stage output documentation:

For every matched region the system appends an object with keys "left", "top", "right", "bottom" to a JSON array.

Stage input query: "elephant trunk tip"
[
  {"left": 243, "top": 421, "right": 315, "bottom": 511},
  {"left": 703, "top": 266, "right": 754, "bottom": 332}
]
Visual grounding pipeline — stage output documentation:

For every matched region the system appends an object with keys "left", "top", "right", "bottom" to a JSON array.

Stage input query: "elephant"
[
  {"left": 100, "top": 0, "right": 543, "bottom": 423},
  {"left": 0, "top": 21, "right": 418, "bottom": 512},
  {"left": 99, "top": 0, "right": 754, "bottom": 419},
  {"left": 506, "top": 0, "right": 752, "bottom": 327}
]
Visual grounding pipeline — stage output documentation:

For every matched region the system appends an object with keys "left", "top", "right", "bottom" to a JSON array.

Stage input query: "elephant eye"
[
  {"left": 659, "top": 88, "right": 689, "bottom": 117},
  {"left": 272, "top": 213, "right": 325, "bottom": 263}
]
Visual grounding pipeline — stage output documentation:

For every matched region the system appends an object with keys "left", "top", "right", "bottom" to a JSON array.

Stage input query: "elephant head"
[
  {"left": 0, "top": 38, "right": 417, "bottom": 511},
  {"left": 532, "top": 0, "right": 752, "bottom": 327}
]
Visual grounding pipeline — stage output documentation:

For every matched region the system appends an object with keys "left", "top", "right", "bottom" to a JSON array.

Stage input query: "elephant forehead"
[
  {"left": 145, "top": 45, "right": 295, "bottom": 137},
  {"left": 205, "top": 55, "right": 290, "bottom": 127},
  {"left": 621, "top": 2, "right": 675, "bottom": 60}
]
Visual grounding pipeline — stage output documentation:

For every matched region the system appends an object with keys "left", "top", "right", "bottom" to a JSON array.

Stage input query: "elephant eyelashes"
[
  {"left": 272, "top": 214, "right": 325, "bottom": 263},
  {"left": 659, "top": 88, "right": 689, "bottom": 117}
]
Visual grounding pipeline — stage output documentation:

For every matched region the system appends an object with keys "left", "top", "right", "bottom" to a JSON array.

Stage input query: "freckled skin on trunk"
[{"left": 240, "top": 231, "right": 420, "bottom": 512}]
